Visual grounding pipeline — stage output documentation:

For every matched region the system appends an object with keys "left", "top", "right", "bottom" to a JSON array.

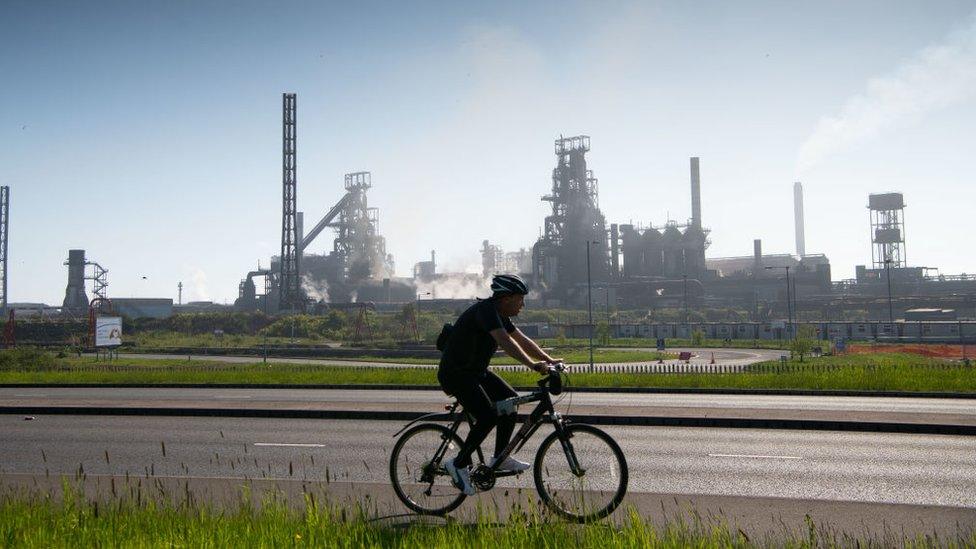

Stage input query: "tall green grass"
[{"left": 0, "top": 484, "right": 967, "bottom": 548}]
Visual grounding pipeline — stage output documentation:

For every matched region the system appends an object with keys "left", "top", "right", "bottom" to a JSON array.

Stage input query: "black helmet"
[{"left": 491, "top": 274, "right": 529, "bottom": 296}]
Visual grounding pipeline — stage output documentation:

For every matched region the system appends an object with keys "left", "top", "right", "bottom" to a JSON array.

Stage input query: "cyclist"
[{"left": 438, "top": 274, "right": 563, "bottom": 495}]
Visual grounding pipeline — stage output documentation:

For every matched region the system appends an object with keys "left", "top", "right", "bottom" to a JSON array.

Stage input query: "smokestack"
[
  {"left": 431, "top": 250, "right": 436, "bottom": 274},
  {"left": 690, "top": 157, "right": 701, "bottom": 229},
  {"left": 793, "top": 181, "right": 806, "bottom": 257},
  {"left": 62, "top": 249, "right": 90, "bottom": 315},
  {"left": 753, "top": 239, "right": 762, "bottom": 274},
  {"left": 610, "top": 224, "right": 619, "bottom": 277}
]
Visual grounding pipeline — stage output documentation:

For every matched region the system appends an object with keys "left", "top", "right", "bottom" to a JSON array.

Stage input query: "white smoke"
[
  {"left": 301, "top": 274, "right": 330, "bottom": 303},
  {"left": 796, "top": 14, "right": 976, "bottom": 174},
  {"left": 414, "top": 273, "right": 491, "bottom": 300},
  {"left": 190, "top": 268, "right": 210, "bottom": 301}
]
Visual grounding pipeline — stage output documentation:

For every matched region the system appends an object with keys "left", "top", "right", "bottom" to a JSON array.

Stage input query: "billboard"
[{"left": 95, "top": 316, "right": 123, "bottom": 347}]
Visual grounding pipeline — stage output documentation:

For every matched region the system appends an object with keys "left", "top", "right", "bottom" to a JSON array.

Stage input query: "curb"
[
  {"left": 1, "top": 383, "right": 975, "bottom": 399},
  {"left": 2, "top": 406, "right": 974, "bottom": 437}
]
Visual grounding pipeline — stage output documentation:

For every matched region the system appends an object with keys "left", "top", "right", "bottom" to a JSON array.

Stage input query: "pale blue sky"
[{"left": 2, "top": 1, "right": 975, "bottom": 304}]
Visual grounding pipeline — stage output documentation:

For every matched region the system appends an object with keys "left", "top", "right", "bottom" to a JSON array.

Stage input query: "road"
[
  {"left": 1, "top": 414, "right": 974, "bottom": 537},
  {"left": 4, "top": 387, "right": 975, "bottom": 426},
  {"left": 113, "top": 347, "right": 785, "bottom": 369}
]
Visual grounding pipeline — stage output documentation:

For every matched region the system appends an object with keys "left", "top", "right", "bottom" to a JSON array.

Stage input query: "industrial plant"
[{"left": 4, "top": 92, "right": 976, "bottom": 333}]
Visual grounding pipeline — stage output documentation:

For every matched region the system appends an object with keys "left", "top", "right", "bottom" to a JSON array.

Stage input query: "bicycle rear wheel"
[
  {"left": 389, "top": 423, "right": 467, "bottom": 515},
  {"left": 533, "top": 423, "right": 628, "bottom": 522}
]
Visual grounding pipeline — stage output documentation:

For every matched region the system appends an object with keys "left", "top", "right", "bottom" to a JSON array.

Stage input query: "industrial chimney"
[
  {"left": 753, "top": 239, "right": 762, "bottom": 275},
  {"left": 690, "top": 157, "right": 701, "bottom": 229},
  {"left": 62, "top": 249, "right": 89, "bottom": 315},
  {"left": 793, "top": 181, "right": 806, "bottom": 257}
]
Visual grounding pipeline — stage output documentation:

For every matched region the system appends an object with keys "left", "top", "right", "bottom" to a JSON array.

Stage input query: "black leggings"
[{"left": 438, "top": 369, "right": 518, "bottom": 468}]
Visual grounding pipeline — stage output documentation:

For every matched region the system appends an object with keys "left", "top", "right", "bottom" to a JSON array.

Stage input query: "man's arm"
[
  {"left": 511, "top": 328, "right": 562, "bottom": 364},
  {"left": 490, "top": 328, "right": 546, "bottom": 372}
]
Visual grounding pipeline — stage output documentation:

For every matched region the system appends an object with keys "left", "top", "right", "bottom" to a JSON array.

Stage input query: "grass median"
[{"left": 1, "top": 349, "right": 974, "bottom": 393}]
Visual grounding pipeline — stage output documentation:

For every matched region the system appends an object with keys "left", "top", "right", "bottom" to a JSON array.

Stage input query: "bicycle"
[{"left": 388, "top": 364, "right": 628, "bottom": 522}]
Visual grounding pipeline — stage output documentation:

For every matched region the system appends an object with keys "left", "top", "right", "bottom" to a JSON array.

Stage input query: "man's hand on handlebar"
[{"left": 530, "top": 361, "right": 549, "bottom": 373}]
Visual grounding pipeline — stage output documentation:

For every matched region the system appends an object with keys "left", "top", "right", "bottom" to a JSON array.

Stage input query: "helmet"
[{"left": 491, "top": 274, "right": 528, "bottom": 296}]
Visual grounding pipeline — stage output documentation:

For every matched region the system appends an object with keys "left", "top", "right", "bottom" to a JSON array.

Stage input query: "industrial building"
[
  {"left": 235, "top": 94, "right": 408, "bottom": 313},
  {"left": 28, "top": 96, "right": 971, "bottom": 322}
]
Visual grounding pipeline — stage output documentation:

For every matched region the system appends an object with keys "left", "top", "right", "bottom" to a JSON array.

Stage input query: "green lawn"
[
  {"left": 0, "top": 485, "right": 962, "bottom": 548},
  {"left": 1, "top": 350, "right": 974, "bottom": 393}
]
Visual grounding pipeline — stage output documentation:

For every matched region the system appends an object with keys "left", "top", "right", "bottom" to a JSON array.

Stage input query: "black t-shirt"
[{"left": 439, "top": 298, "right": 516, "bottom": 374}]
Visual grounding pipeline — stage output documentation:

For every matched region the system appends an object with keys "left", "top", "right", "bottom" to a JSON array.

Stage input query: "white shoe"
[
  {"left": 445, "top": 459, "right": 475, "bottom": 495},
  {"left": 491, "top": 455, "right": 531, "bottom": 472}
]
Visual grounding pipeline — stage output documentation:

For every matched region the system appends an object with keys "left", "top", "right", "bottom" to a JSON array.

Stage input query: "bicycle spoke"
[
  {"left": 390, "top": 424, "right": 467, "bottom": 515},
  {"left": 534, "top": 424, "right": 627, "bottom": 522}
]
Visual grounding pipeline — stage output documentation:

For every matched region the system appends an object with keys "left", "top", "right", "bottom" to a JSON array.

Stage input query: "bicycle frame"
[{"left": 402, "top": 375, "right": 584, "bottom": 480}]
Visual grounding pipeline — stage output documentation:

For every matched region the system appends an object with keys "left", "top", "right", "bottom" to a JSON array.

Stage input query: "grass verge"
[
  {"left": 1, "top": 484, "right": 968, "bottom": 548},
  {"left": 1, "top": 351, "right": 974, "bottom": 393}
]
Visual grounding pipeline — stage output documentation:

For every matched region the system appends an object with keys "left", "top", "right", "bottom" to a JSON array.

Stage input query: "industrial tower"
[
  {"left": 868, "top": 192, "right": 906, "bottom": 268},
  {"left": 0, "top": 186, "right": 8, "bottom": 313},
  {"left": 532, "top": 136, "right": 610, "bottom": 299},
  {"left": 279, "top": 93, "right": 303, "bottom": 311}
]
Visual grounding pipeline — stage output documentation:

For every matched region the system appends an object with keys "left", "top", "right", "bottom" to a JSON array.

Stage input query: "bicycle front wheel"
[
  {"left": 389, "top": 423, "right": 467, "bottom": 515},
  {"left": 534, "top": 423, "right": 628, "bottom": 522}
]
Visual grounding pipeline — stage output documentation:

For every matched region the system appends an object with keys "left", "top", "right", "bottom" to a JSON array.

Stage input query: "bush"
[{"left": 0, "top": 348, "right": 57, "bottom": 371}]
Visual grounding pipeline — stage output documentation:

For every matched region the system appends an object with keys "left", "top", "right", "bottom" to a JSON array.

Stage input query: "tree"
[{"left": 790, "top": 337, "right": 814, "bottom": 362}]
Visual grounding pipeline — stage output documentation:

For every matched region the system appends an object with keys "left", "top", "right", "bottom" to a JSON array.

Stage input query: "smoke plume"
[
  {"left": 301, "top": 274, "right": 330, "bottom": 303},
  {"left": 190, "top": 268, "right": 210, "bottom": 301},
  {"left": 796, "top": 14, "right": 976, "bottom": 174}
]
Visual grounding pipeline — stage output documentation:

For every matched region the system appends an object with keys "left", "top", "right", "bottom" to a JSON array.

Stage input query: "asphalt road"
[
  {"left": 115, "top": 347, "right": 784, "bottom": 369},
  {"left": 3, "top": 414, "right": 974, "bottom": 538},
  {"left": 4, "top": 387, "right": 975, "bottom": 426},
  {"left": 2, "top": 415, "right": 974, "bottom": 507}
]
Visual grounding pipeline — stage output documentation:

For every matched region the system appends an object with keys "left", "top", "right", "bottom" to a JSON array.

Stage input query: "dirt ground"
[{"left": 847, "top": 343, "right": 970, "bottom": 359}]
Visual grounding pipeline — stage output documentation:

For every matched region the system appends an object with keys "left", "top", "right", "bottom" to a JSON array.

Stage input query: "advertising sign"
[{"left": 95, "top": 316, "right": 123, "bottom": 347}]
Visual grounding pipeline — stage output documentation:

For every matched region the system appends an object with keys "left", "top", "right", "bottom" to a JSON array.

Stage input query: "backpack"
[{"left": 436, "top": 323, "right": 453, "bottom": 352}]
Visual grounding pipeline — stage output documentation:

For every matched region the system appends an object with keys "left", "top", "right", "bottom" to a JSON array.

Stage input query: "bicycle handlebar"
[{"left": 537, "top": 362, "right": 567, "bottom": 395}]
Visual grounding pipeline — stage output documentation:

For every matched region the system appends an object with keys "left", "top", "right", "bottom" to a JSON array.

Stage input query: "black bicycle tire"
[
  {"left": 533, "top": 423, "right": 628, "bottom": 522},
  {"left": 389, "top": 423, "right": 468, "bottom": 515}
]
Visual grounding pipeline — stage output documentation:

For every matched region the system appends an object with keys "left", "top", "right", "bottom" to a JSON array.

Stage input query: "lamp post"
[
  {"left": 766, "top": 266, "right": 793, "bottom": 341},
  {"left": 586, "top": 241, "right": 595, "bottom": 373},
  {"left": 682, "top": 273, "right": 688, "bottom": 324},
  {"left": 884, "top": 258, "right": 894, "bottom": 323},
  {"left": 415, "top": 291, "right": 431, "bottom": 343}
]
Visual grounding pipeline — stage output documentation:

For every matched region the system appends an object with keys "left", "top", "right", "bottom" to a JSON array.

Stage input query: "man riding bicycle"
[{"left": 438, "top": 274, "right": 563, "bottom": 495}]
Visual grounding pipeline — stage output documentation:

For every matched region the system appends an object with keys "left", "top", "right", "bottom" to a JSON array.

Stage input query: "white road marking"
[
  {"left": 253, "top": 443, "right": 326, "bottom": 448},
  {"left": 13, "top": 394, "right": 45, "bottom": 397},
  {"left": 708, "top": 453, "right": 802, "bottom": 460},
  {"left": 214, "top": 396, "right": 252, "bottom": 399}
]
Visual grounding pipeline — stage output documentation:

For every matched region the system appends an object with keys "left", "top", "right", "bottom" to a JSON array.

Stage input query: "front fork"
[{"left": 552, "top": 412, "right": 585, "bottom": 477}]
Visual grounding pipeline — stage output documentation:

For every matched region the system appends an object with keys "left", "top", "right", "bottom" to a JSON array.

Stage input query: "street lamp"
[
  {"left": 682, "top": 273, "right": 688, "bottom": 324},
  {"left": 586, "top": 241, "right": 596, "bottom": 373},
  {"left": 415, "top": 291, "right": 431, "bottom": 343},
  {"left": 884, "top": 258, "right": 894, "bottom": 323},
  {"left": 765, "top": 266, "right": 793, "bottom": 341}
]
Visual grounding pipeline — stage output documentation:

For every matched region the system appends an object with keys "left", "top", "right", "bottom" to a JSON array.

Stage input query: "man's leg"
[
  {"left": 480, "top": 370, "right": 518, "bottom": 459},
  {"left": 443, "top": 373, "right": 497, "bottom": 468}
]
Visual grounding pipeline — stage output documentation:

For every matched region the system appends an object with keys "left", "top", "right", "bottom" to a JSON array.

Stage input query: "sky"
[{"left": 2, "top": 0, "right": 975, "bottom": 305}]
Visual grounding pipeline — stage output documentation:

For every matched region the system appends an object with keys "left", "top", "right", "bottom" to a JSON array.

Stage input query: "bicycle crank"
[{"left": 470, "top": 465, "right": 496, "bottom": 491}]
